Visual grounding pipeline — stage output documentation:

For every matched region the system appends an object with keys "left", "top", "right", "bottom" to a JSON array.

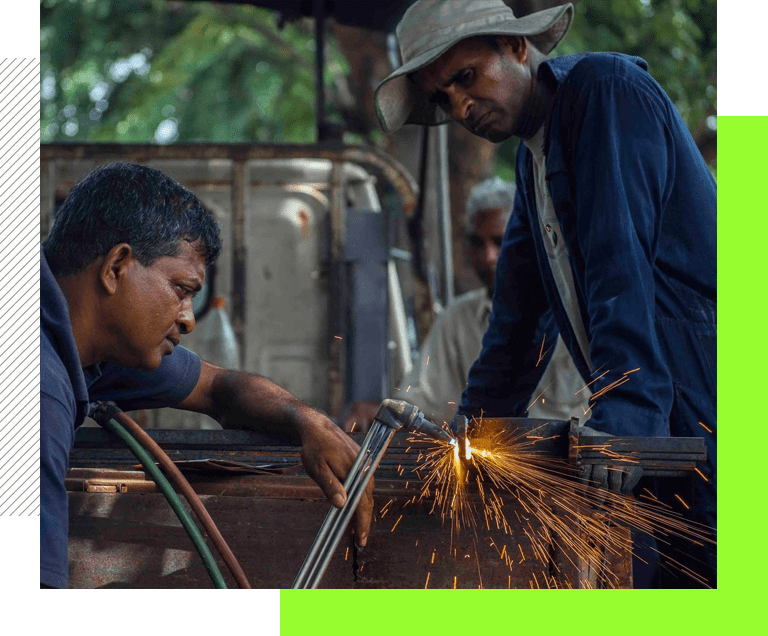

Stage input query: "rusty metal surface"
[
  {"left": 67, "top": 470, "right": 631, "bottom": 589},
  {"left": 66, "top": 420, "right": 638, "bottom": 588}
]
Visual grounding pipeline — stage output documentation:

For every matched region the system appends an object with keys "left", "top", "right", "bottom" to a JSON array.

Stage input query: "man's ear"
[
  {"left": 499, "top": 35, "right": 528, "bottom": 63},
  {"left": 99, "top": 243, "right": 133, "bottom": 295}
]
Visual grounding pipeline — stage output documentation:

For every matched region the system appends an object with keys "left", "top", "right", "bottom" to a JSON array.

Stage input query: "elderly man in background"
[{"left": 343, "top": 177, "right": 586, "bottom": 431}]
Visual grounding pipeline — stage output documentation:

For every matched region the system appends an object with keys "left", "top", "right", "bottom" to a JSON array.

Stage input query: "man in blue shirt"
[
  {"left": 375, "top": 0, "right": 715, "bottom": 587},
  {"left": 41, "top": 162, "right": 373, "bottom": 588}
]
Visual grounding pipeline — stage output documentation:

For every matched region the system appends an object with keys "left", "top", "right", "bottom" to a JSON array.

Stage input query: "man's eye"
[
  {"left": 456, "top": 69, "right": 473, "bottom": 86},
  {"left": 468, "top": 235, "right": 483, "bottom": 249}
]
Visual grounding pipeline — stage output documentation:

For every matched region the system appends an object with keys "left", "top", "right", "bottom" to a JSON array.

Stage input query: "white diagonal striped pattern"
[{"left": 0, "top": 58, "right": 39, "bottom": 516}]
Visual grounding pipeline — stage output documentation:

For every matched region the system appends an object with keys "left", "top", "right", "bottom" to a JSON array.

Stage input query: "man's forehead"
[
  {"left": 470, "top": 207, "right": 508, "bottom": 232},
  {"left": 417, "top": 38, "right": 491, "bottom": 88},
  {"left": 152, "top": 240, "right": 206, "bottom": 278}
]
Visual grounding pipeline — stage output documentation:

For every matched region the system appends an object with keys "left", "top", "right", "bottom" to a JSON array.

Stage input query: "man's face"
[
  {"left": 466, "top": 207, "right": 507, "bottom": 296},
  {"left": 417, "top": 36, "right": 533, "bottom": 143},
  {"left": 107, "top": 240, "right": 205, "bottom": 370}
]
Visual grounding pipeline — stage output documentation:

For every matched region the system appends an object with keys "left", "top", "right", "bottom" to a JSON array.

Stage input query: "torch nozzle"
[
  {"left": 408, "top": 414, "right": 457, "bottom": 445},
  {"left": 372, "top": 399, "right": 457, "bottom": 445}
]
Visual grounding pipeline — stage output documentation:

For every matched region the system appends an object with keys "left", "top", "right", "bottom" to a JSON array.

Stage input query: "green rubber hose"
[{"left": 98, "top": 414, "right": 228, "bottom": 589}]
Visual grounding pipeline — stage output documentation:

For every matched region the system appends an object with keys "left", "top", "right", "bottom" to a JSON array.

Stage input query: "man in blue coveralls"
[
  {"left": 40, "top": 162, "right": 373, "bottom": 588},
  {"left": 375, "top": 0, "right": 716, "bottom": 587}
]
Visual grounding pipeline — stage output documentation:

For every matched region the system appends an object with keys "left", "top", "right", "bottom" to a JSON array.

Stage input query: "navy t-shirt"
[{"left": 40, "top": 248, "right": 202, "bottom": 588}]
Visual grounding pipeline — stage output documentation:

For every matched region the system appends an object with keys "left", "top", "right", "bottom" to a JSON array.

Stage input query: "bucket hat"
[{"left": 374, "top": 0, "right": 573, "bottom": 132}]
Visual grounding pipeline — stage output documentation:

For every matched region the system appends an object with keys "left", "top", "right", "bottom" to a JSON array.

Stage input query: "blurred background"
[
  {"left": 40, "top": 0, "right": 716, "bottom": 427},
  {"left": 40, "top": 0, "right": 716, "bottom": 293}
]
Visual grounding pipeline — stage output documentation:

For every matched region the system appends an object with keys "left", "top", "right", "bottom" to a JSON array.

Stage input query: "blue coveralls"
[{"left": 459, "top": 54, "right": 717, "bottom": 587}]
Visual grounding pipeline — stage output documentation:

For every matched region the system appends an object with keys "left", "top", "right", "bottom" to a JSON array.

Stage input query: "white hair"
[{"left": 465, "top": 177, "right": 516, "bottom": 227}]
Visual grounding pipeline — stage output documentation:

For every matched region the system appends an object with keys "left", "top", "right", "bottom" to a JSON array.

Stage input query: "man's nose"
[
  {"left": 178, "top": 301, "right": 196, "bottom": 335},
  {"left": 483, "top": 242, "right": 500, "bottom": 269},
  {"left": 448, "top": 90, "right": 473, "bottom": 122}
]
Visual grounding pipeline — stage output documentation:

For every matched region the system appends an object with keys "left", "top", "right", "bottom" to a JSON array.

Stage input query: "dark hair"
[{"left": 43, "top": 162, "right": 222, "bottom": 277}]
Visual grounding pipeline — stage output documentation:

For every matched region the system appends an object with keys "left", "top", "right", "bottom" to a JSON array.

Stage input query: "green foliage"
[
  {"left": 41, "top": 0, "right": 349, "bottom": 144},
  {"left": 42, "top": 0, "right": 715, "bottom": 182}
]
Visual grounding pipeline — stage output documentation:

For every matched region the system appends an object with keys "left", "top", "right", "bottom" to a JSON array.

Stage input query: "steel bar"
[
  {"left": 569, "top": 420, "right": 707, "bottom": 479},
  {"left": 576, "top": 436, "right": 707, "bottom": 454}
]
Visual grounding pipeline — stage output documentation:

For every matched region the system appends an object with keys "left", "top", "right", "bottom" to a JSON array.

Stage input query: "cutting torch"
[{"left": 292, "top": 399, "right": 455, "bottom": 588}]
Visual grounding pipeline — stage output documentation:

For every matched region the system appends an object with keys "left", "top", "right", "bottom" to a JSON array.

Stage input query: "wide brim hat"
[{"left": 374, "top": 0, "right": 574, "bottom": 132}]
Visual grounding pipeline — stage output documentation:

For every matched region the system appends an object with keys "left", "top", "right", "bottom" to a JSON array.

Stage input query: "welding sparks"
[
  {"left": 674, "top": 494, "right": 690, "bottom": 510},
  {"left": 526, "top": 384, "right": 552, "bottom": 413},
  {"left": 410, "top": 417, "right": 716, "bottom": 588},
  {"left": 537, "top": 335, "right": 545, "bottom": 366},
  {"left": 576, "top": 369, "right": 609, "bottom": 395}
]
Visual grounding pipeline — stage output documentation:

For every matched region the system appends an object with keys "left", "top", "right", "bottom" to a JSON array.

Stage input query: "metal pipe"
[
  {"left": 41, "top": 143, "right": 419, "bottom": 217},
  {"left": 327, "top": 160, "right": 348, "bottom": 419},
  {"left": 296, "top": 425, "right": 395, "bottom": 589}
]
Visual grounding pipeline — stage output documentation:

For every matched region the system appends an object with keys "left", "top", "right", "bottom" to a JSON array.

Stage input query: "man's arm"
[{"left": 178, "top": 360, "right": 373, "bottom": 547}]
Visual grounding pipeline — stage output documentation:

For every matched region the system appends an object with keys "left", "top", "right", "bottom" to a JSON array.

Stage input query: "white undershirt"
[{"left": 524, "top": 125, "right": 593, "bottom": 416}]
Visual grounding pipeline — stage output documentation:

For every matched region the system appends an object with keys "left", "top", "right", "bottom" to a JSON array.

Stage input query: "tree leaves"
[{"left": 41, "top": 0, "right": 348, "bottom": 144}]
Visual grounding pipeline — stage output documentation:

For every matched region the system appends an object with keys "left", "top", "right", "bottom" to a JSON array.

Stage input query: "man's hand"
[
  {"left": 576, "top": 425, "right": 643, "bottom": 495},
  {"left": 179, "top": 362, "right": 374, "bottom": 548},
  {"left": 296, "top": 409, "right": 374, "bottom": 547}
]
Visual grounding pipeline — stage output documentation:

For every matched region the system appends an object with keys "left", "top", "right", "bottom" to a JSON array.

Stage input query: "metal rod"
[{"left": 293, "top": 400, "right": 456, "bottom": 588}]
